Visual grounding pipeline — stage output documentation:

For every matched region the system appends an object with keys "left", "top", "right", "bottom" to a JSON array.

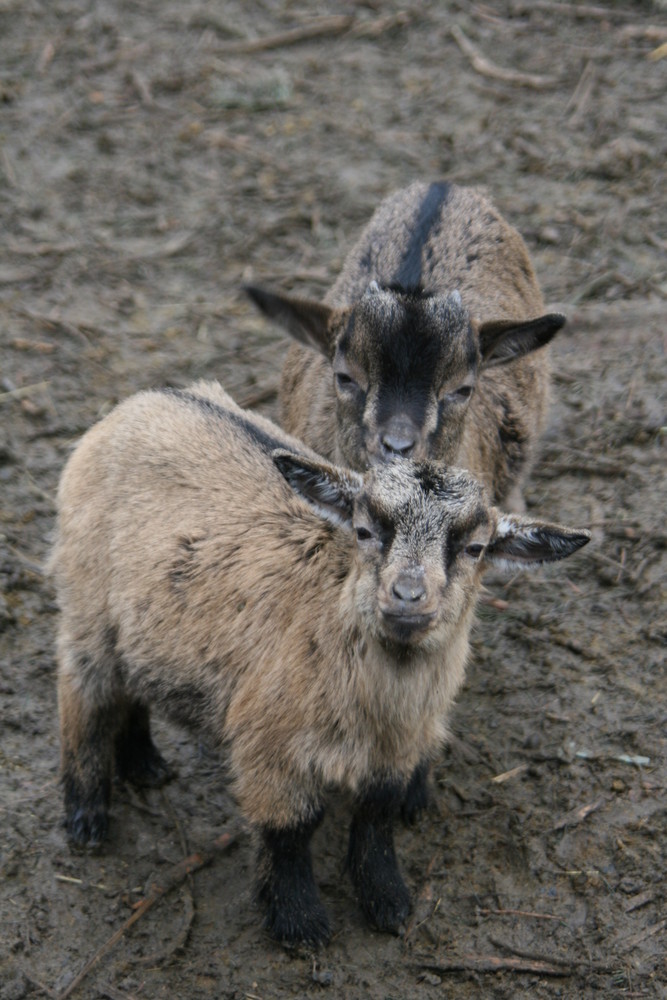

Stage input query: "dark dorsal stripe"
[
  {"left": 392, "top": 182, "right": 452, "bottom": 292},
  {"left": 161, "top": 388, "right": 306, "bottom": 458}
]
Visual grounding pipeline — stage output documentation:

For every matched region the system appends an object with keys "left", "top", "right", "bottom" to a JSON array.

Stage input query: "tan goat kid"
[{"left": 50, "top": 381, "right": 589, "bottom": 945}]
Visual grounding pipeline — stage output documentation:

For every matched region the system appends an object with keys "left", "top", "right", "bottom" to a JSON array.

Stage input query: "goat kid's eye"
[
  {"left": 440, "top": 383, "right": 474, "bottom": 404},
  {"left": 355, "top": 526, "right": 374, "bottom": 542},
  {"left": 335, "top": 372, "right": 358, "bottom": 391},
  {"left": 465, "top": 542, "right": 485, "bottom": 559}
]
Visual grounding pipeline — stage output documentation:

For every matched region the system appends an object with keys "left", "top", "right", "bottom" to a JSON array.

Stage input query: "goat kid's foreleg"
[
  {"left": 258, "top": 805, "right": 329, "bottom": 946},
  {"left": 348, "top": 777, "right": 411, "bottom": 933}
]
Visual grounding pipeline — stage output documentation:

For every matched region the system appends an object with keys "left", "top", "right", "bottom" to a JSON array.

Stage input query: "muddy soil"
[{"left": 1, "top": 1, "right": 665, "bottom": 997}]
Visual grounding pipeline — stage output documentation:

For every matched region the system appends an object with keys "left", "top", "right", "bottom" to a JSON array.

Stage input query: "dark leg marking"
[
  {"left": 257, "top": 807, "right": 330, "bottom": 946},
  {"left": 62, "top": 706, "right": 116, "bottom": 848},
  {"left": 63, "top": 772, "right": 111, "bottom": 848},
  {"left": 401, "top": 759, "right": 431, "bottom": 825},
  {"left": 347, "top": 778, "right": 411, "bottom": 933},
  {"left": 115, "top": 701, "right": 174, "bottom": 788}
]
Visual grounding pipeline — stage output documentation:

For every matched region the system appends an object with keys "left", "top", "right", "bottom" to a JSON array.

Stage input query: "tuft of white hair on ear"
[
  {"left": 367, "top": 280, "right": 382, "bottom": 295},
  {"left": 488, "top": 513, "right": 591, "bottom": 569},
  {"left": 495, "top": 514, "right": 517, "bottom": 538},
  {"left": 449, "top": 289, "right": 462, "bottom": 307}
]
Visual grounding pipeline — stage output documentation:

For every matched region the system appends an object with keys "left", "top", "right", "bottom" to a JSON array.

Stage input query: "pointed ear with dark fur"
[
  {"left": 272, "top": 449, "right": 362, "bottom": 529},
  {"left": 485, "top": 513, "right": 590, "bottom": 568},
  {"left": 245, "top": 285, "right": 335, "bottom": 357},
  {"left": 479, "top": 313, "right": 566, "bottom": 368}
]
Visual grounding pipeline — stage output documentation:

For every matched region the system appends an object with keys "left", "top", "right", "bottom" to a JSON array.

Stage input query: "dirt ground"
[{"left": 1, "top": 1, "right": 666, "bottom": 997}]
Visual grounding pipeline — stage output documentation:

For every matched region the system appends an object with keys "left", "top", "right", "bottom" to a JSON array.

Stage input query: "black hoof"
[
  {"left": 262, "top": 894, "right": 331, "bottom": 947},
  {"left": 361, "top": 878, "right": 411, "bottom": 934},
  {"left": 65, "top": 806, "right": 109, "bottom": 848}
]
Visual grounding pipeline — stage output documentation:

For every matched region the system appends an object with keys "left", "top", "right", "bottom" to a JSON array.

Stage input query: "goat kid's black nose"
[{"left": 391, "top": 574, "right": 426, "bottom": 603}]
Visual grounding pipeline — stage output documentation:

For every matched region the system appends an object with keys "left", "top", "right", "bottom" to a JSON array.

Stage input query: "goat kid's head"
[
  {"left": 247, "top": 283, "right": 564, "bottom": 471},
  {"left": 273, "top": 450, "right": 589, "bottom": 654}
]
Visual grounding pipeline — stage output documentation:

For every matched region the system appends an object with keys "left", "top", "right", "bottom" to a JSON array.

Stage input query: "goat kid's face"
[
  {"left": 273, "top": 451, "right": 590, "bottom": 654},
  {"left": 247, "top": 283, "right": 565, "bottom": 472},
  {"left": 350, "top": 462, "right": 492, "bottom": 650},
  {"left": 331, "top": 286, "right": 476, "bottom": 469}
]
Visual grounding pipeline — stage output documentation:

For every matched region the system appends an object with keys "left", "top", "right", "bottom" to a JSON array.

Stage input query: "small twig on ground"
[
  {"left": 130, "top": 70, "right": 154, "bottom": 107},
  {"left": 8, "top": 239, "right": 78, "bottom": 256},
  {"left": 470, "top": 4, "right": 516, "bottom": 28},
  {"left": 491, "top": 764, "right": 529, "bottom": 785},
  {"left": 1, "top": 147, "right": 18, "bottom": 187},
  {"left": 13, "top": 307, "right": 94, "bottom": 345},
  {"left": 510, "top": 1, "right": 638, "bottom": 21},
  {"left": 450, "top": 25, "right": 558, "bottom": 89},
  {"left": 479, "top": 595, "right": 510, "bottom": 611},
  {"left": 585, "top": 549, "right": 633, "bottom": 581},
  {"left": 5, "top": 542, "right": 46, "bottom": 576},
  {"left": 566, "top": 60, "right": 596, "bottom": 123},
  {"left": 54, "top": 825, "right": 242, "bottom": 1000},
  {"left": 489, "top": 934, "right": 612, "bottom": 973},
  {"left": 36, "top": 39, "right": 56, "bottom": 73},
  {"left": 478, "top": 907, "right": 561, "bottom": 921},
  {"left": 648, "top": 41, "right": 667, "bottom": 61},
  {"left": 216, "top": 10, "right": 413, "bottom": 55},
  {"left": 216, "top": 15, "right": 354, "bottom": 54},
  {"left": 20, "top": 971, "right": 58, "bottom": 998},
  {"left": 0, "top": 381, "right": 51, "bottom": 403},
  {"left": 620, "top": 918, "right": 666, "bottom": 952},
  {"left": 10, "top": 338, "right": 57, "bottom": 353},
  {"left": 415, "top": 955, "right": 571, "bottom": 977},
  {"left": 535, "top": 461, "right": 626, "bottom": 478},
  {"left": 348, "top": 11, "right": 412, "bottom": 38},
  {"left": 98, "top": 232, "right": 195, "bottom": 262},
  {"left": 624, "top": 890, "right": 654, "bottom": 913},
  {"left": 552, "top": 797, "right": 605, "bottom": 832},
  {"left": 619, "top": 25, "right": 667, "bottom": 43}
]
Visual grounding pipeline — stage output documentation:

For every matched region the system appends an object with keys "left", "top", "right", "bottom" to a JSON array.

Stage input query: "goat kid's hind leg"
[
  {"left": 348, "top": 777, "right": 411, "bottom": 934},
  {"left": 59, "top": 669, "right": 117, "bottom": 848},
  {"left": 257, "top": 806, "right": 330, "bottom": 946},
  {"left": 115, "top": 701, "right": 173, "bottom": 788},
  {"left": 401, "top": 758, "right": 431, "bottom": 825}
]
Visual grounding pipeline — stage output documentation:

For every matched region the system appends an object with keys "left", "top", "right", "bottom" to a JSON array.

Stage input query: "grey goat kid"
[
  {"left": 246, "top": 180, "right": 564, "bottom": 509},
  {"left": 50, "top": 381, "right": 589, "bottom": 946}
]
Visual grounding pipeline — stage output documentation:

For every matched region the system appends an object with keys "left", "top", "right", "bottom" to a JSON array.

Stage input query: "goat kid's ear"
[
  {"left": 244, "top": 285, "right": 334, "bottom": 357},
  {"left": 478, "top": 313, "right": 565, "bottom": 368},
  {"left": 485, "top": 514, "right": 590, "bottom": 567},
  {"left": 272, "top": 450, "right": 362, "bottom": 529}
]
